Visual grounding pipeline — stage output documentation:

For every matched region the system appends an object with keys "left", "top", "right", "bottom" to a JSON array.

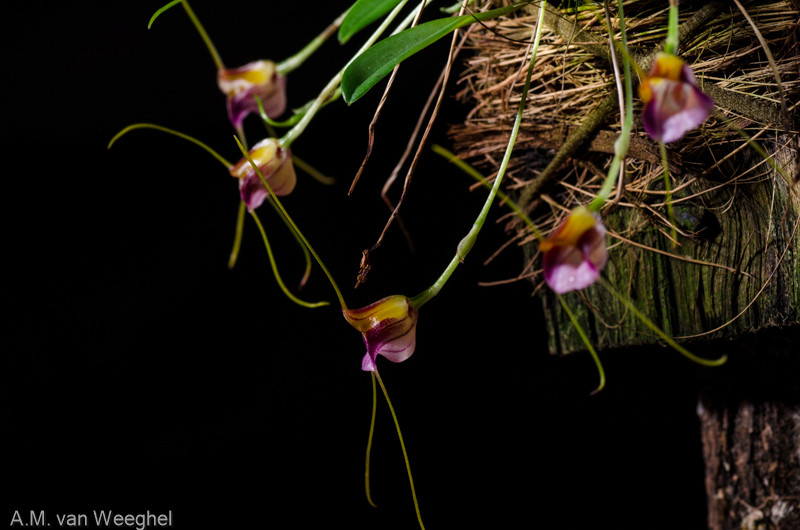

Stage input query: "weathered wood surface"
[
  {"left": 697, "top": 331, "right": 800, "bottom": 530},
  {"left": 541, "top": 152, "right": 799, "bottom": 354},
  {"left": 452, "top": 3, "right": 800, "bottom": 528}
]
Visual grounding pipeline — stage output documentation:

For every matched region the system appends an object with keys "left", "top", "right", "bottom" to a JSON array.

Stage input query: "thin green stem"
[
  {"left": 588, "top": 0, "right": 633, "bottom": 212},
  {"left": 374, "top": 371, "right": 426, "bottom": 530},
  {"left": 441, "top": 0, "right": 474, "bottom": 14},
  {"left": 265, "top": 196, "right": 314, "bottom": 290},
  {"left": 599, "top": 278, "right": 727, "bottom": 367},
  {"left": 280, "top": 0, "right": 417, "bottom": 149},
  {"left": 411, "top": 2, "right": 547, "bottom": 309},
  {"left": 148, "top": 0, "right": 183, "bottom": 29},
  {"left": 714, "top": 111, "right": 792, "bottom": 185},
  {"left": 228, "top": 201, "right": 247, "bottom": 269},
  {"left": 108, "top": 123, "right": 232, "bottom": 168},
  {"left": 390, "top": 0, "right": 433, "bottom": 38},
  {"left": 665, "top": 0, "right": 679, "bottom": 55},
  {"left": 431, "top": 144, "right": 544, "bottom": 240},
  {"left": 181, "top": 1, "right": 224, "bottom": 70},
  {"left": 292, "top": 155, "right": 336, "bottom": 186},
  {"left": 250, "top": 211, "right": 329, "bottom": 309},
  {"left": 234, "top": 137, "right": 348, "bottom": 310},
  {"left": 365, "top": 372, "right": 379, "bottom": 508},
  {"left": 732, "top": 0, "right": 790, "bottom": 128},
  {"left": 659, "top": 142, "right": 678, "bottom": 247},
  {"left": 557, "top": 293, "right": 606, "bottom": 393},
  {"left": 432, "top": 143, "right": 604, "bottom": 388},
  {"left": 277, "top": 7, "right": 350, "bottom": 75}
]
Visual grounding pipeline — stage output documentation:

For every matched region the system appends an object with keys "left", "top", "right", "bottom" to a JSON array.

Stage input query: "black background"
[{"left": 3, "top": 2, "right": 712, "bottom": 529}]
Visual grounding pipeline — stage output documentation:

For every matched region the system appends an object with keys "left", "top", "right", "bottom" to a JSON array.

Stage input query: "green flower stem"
[
  {"left": 431, "top": 144, "right": 543, "bottom": 240},
  {"left": 279, "top": 0, "right": 414, "bottom": 149},
  {"left": 431, "top": 144, "right": 605, "bottom": 391},
  {"left": 250, "top": 211, "right": 328, "bottom": 309},
  {"left": 108, "top": 123, "right": 233, "bottom": 168},
  {"left": 266, "top": 196, "right": 314, "bottom": 290},
  {"left": 714, "top": 111, "right": 792, "bottom": 185},
  {"left": 588, "top": 0, "right": 633, "bottom": 212},
  {"left": 557, "top": 293, "right": 606, "bottom": 394},
  {"left": 257, "top": 89, "right": 341, "bottom": 133},
  {"left": 374, "top": 370, "right": 426, "bottom": 530},
  {"left": 148, "top": 0, "right": 183, "bottom": 28},
  {"left": 228, "top": 201, "right": 247, "bottom": 269},
  {"left": 431, "top": 149, "right": 717, "bottom": 383},
  {"left": 279, "top": 0, "right": 437, "bottom": 149},
  {"left": 600, "top": 278, "right": 727, "bottom": 367},
  {"left": 256, "top": 98, "right": 334, "bottom": 186},
  {"left": 390, "top": 0, "right": 435, "bottom": 37},
  {"left": 234, "top": 137, "right": 348, "bottom": 310},
  {"left": 365, "top": 372, "right": 379, "bottom": 509},
  {"left": 277, "top": 7, "right": 350, "bottom": 75},
  {"left": 181, "top": 1, "right": 224, "bottom": 71},
  {"left": 441, "top": 0, "right": 474, "bottom": 14},
  {"left": 665, "top": 0, "right": 679, "bottom": 55},
  {"left": 411, "top": 2, "right": 547, "bottom": 309},
  {"left": 659, "top": 142, "right": 678, "bottom": 246},
  {"left": 292, "top": 155, "right": 336, "bottom": 186}
]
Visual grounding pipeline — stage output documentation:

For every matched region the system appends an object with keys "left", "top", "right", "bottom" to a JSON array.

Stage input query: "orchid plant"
[{"left": 109, "top": 0, "right": 743, "bottom": 526}]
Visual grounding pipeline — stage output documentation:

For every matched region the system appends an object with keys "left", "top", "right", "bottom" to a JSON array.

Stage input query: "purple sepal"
[
  {"left": 227, "top": 74, "right": 287, "bottom": 130},
  {"left": 642, "top": 79, "right": 715, "bottom": 144}
]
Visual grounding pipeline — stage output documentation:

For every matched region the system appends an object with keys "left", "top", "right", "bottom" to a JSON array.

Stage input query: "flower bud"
[
  {"left": 343, "top": 295, "right": 418, "bottom": 372},
  {"left": 540, "top": 206, "right": 607, "bottom": 294},
  {"left": 229, "top": 138, "right": 296, "bottom": 210},
  {"left": 639, "top": 53, "right": 714, "bottom": 144},
  {"left": 217, "top": 60, "right": 287, "bottom": 130}
]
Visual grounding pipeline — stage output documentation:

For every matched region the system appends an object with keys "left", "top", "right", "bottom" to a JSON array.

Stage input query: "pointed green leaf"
[
  {"left": 338, "top": 0, "right": 405, "bottom": 44},
  {"left": 342, "top": 3, "right": 524, "bottom": 104}
]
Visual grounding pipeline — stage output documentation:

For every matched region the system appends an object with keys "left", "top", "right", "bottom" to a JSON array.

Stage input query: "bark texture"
[
  {"left": 697, "top": 333, "right": 800, "bottom": 530},
  {"left": 541, "top": 155, "right": 800, "bottom": 354}
]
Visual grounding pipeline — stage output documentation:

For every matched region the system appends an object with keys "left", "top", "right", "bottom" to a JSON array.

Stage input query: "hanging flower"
[
  {"left": 639, "top": 53, "right": 714, "bottom": 144},
  {"left": 540, "top": 206, "right": 607, "bottom": 294},
  {"left": 343, "top": 295, "right": 418, "bottom": 372},
  {"left": 229, "top": 138, "right": 296, "bottom": 210},
  {"left": 217, "top": 60, "right": 287, "bottom": 130}
]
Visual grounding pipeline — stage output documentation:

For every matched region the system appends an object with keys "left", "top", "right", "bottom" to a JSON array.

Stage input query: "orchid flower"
[
  {"left": 540, "top": 206, "right": 608, "bottom": 294},
  {"left": 149, "top": 1, "right": 351, "bottom": 132},
  {"left": 218, "top": 60, "right": 288, "bottom": 131},
  {"left": 343, "top": 295, "right": 419, "bottom": 373},
  {"left": 639, "top": 52, "right": 714, "bottom": 144},
  {"left": 229, "top": 138, "right": 296, "bottom": 211}
]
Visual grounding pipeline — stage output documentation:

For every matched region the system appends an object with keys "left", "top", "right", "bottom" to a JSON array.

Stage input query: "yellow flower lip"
[
  {"left": 540, "top": 206, "right": 598, "bottom": 252},
  {"left": 227, "top": 138, "right": 296, "bottom": 209},
  {"left": 217, "top": 60, "right": 277, "bottom": 97},
  {"left": 216, "top": 60, "right": 286, "bottom": 130},
  {"left": 649, "top": 53, "right": 685, "bottom": 81},
  {"left": 344, "top": 295, "right": 412, "bottom": 333},
  {"left": 639, "top": 53, "right": 685, "bottom": 104},
  {"left": 539, "top": 205, "right": 608, "bottom": 294},
  {"left": 229, "top": 138, "right": 283, "bottom": 180}
]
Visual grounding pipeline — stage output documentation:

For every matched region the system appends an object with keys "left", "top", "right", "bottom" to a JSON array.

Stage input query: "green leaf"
[
  {"left": 338, "top": 0, "right": 405, "bottom": 44},
  {"left": 342, "top": 2, "right": 525, "bottom": 104}
]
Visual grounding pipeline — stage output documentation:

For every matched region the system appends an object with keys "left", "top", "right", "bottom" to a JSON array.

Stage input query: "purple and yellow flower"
[
  {"left": 639, "top": 53, "right": 714, "bottom": 144},
  {"left": 217, "top": 60, "right": 287, "bottom": 130},
  {"left": 540, "top": 206, "right": 607, "bottom": 294},
  {"left": 228, "top": 138, "right": 296, "bottom": 210},
  {"left": 343, "top": 295, "right": 418, "bottom": 372}
]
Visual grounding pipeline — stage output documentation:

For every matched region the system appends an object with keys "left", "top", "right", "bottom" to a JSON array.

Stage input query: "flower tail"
[
  {"left": 365, "top": 372, "right": 378, "bottom": 508},
  {"left": 375, "top": 371, "right": 426, "bottom": 530}
]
